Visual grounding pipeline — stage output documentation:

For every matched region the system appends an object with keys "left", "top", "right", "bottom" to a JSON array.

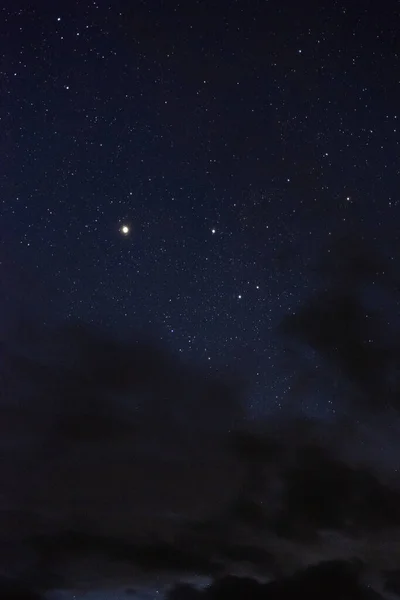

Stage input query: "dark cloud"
[
  {"left": 280, "top": 289, "right": 395, "bottom": 411},
  {"left": 168, "top": 583, "right": 203, "bottom": 600},
  {"left": 383, "top": 569, "right": 400, "bottom": 596},
  {"left": 311, "top": 235, "right": 392, "bottom": 289},
  {"left": 272, "top": 443, "right": 400, "bottom": 541},
  {"left": 24, "top": 530, "right": 222, "bottom": 590},
  {"left": 216, "top": 420, "right": 400, "bottom": 544},
  {"left": 0, "top": 577, "right": 43, "bottom": 600},
  {"left": 2, "top": 286, "right": 400, "bottom": 595},
  {"left": 0, "top": 320, "right": 246, "bottom": 589},
  {"left": 279, "top": 234, "right": 400, "bottom": 412},
  {"left": 166, "top": 559, "right": 383, "bottom": 600}
]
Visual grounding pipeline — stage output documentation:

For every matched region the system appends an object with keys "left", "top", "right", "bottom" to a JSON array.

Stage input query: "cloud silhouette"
[
  {"left": 272, "top": 443, "right": 400, "bottom": 540},
  {"left": 0, "top": 320, "right": 248, "bottom": 590},
  {"left": 166, "top": 559, "right": 383, "bottom": 600},
  {"left": 279, "top": 234, "right": 400, "bottom": 412},
  {"left": 0, "top": 577, "right": 43, "bottom": 600},
  {"left": 2, "top": 265, "right": 400, "bottom": 596}
]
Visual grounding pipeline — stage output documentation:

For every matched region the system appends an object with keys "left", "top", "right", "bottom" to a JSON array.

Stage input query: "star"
[{"left": 120, "top": 224, "right": 130, "bottom": 236}]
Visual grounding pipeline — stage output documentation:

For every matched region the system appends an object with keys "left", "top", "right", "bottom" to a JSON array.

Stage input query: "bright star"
[{"left": 120, "top": 224, "right": 130, "bottom": 235}]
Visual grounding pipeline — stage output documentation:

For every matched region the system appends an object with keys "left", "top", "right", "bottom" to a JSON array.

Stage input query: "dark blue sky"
[
  {"left": 2, "top": 0, "right": 400, "bottom": 417},
  {"left": 3, "top": 1, "right": 400, "bottom": 598}
]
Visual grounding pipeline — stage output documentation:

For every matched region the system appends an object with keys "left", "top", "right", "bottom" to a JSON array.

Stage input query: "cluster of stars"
[{"left": 1, "top": 0, "right": 399, "bottom": 422}]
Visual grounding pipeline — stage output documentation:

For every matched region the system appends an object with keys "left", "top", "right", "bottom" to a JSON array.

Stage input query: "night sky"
[{"left": 2, "top": 1, "right": 400, "bottom": 599}]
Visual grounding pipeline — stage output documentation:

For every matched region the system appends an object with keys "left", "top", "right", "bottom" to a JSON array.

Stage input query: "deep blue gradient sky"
[
  {"left": 3, "top": 2, "right": 400, "bottom": 599},
  {"left": 2, "top": 0, "right": 400, "bottom": 417}
]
